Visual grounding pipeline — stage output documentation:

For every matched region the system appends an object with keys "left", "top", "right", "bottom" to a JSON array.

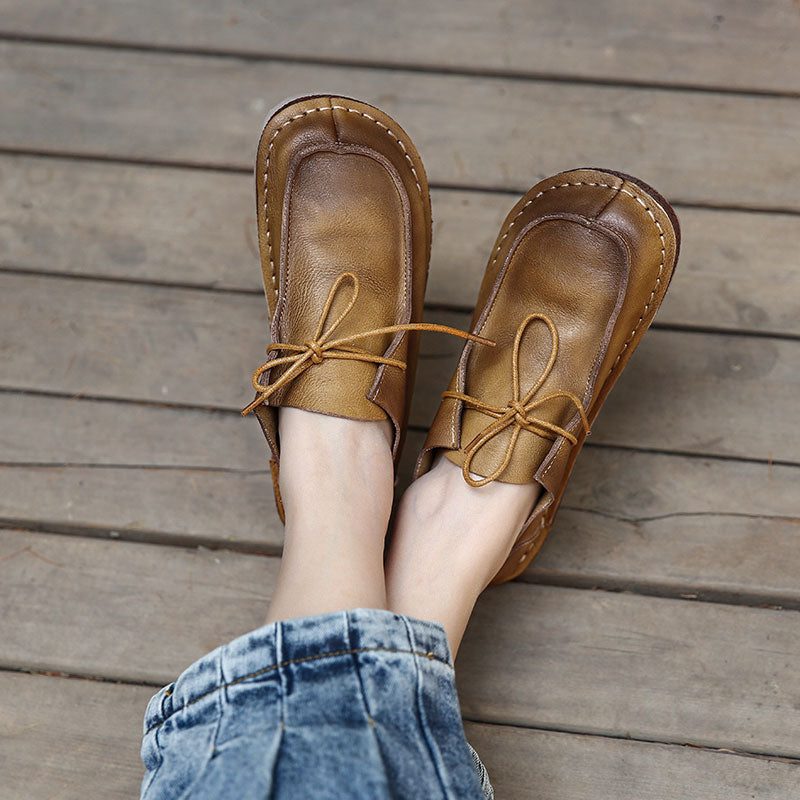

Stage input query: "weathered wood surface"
[
  {"left": 5, "top": 672, "right": 797, "bottom": 800},
  {"left": 0, "top": 529, "right": 278, "bottom": 679},
  {"left": 2, "top": 42, "right": 799, "bottom": 210},
  {"left": 2, "top": 395, "right": 798, "bottom": 603},
  {"left": 0, "top": 393, "right": 259, "bottom": 470},
  {"left": 2, "top": 272, "right": 795, "bottom": 463},
  {"left": 3, "top": 155, "right": 799, "bottom": 336},
  {"left": 459, "top": 583, "right": 800, "bottom": 758},
  {"left": 464, "top": 722, "right": 800, "bottom": 800},
  {"left": 1, "top": 13, "right": 799, "bottom": 795},
  {"left": 0, "top": 672, "right": 151, "bottom": 800},
  {"left": 2, "top": 528, "right": 799, "bottom": 757},
  {"left": 526, "top": 447, "right": 800, "bottom": 607},
  {"left": 1, "top": 0, "right": 799, "bottom": 95}
]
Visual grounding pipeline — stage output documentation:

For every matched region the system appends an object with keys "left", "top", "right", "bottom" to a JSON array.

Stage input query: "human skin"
[{"left": 266, "top": 407, "right": 538, "bottom": 655}]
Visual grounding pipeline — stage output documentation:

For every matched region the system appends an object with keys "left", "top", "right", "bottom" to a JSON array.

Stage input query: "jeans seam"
[
  {"left": 400, "top": 616, "right": 454, "bottom": 800},
  {"left": 140, "top": 723, "right": 164, "bottom": 799},
  {"left": 146, "top": 644, "right": 450, "bottom": 734},
  {"left": 268, "top": 620, "right": 286, "bottom": 800},
  {"left": 345, "top": 614, "right": 394, "bottom": 796}
]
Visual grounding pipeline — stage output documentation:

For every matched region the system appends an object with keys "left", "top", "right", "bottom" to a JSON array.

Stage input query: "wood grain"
[
  {"left": 458, "top": 581, "right": 800, "bottom": 758},
  {"left": 0, "top": 672, "right": 152, "bottom": 800},
  {"left": 0, "top": 529, "right": 279, "bottom": 681},
  {"left": 2, "top": 273, "right": 797, "bottom": 463},
  {"left": 2, "top": 42, "right": 799, "bottom": 210},
  {"left": 2, "top": 155, "right": 799, "bottom": 336},
  {"left": 525, "top": 446, "right": 800, "bottom": 607},
  {"left": 2, "top": 528, "right": 800, "bottom": 757},
  {"left": 465, "top": 722, "right": 800, "bottom": 800},
  {"left": 1, "top": 0, "right": 798, "bottom": 95}
]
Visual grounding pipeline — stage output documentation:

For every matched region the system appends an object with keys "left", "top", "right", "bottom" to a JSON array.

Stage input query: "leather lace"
[
  {"left": 242, "top": 272, "right": 495, "bottom": 416},
  {"left": 442, "top": 313, "right": 590, "bottom": 487}
]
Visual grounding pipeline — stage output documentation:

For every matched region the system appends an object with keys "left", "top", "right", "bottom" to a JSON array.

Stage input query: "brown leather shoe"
[
  {"left": 243, "top": 94, "right": 489, "bottom": 520},
  {"left": 415, "top": 168, "right": 680, "bottom": 583}
]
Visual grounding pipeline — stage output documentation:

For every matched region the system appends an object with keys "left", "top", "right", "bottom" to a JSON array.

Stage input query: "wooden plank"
[
  {"left": 1, "top": 0, "right": 799, "bottom": 95},
  {"left": 0, "top": 672, "right": 151, "bottom": 800},
  {"left": 0, "top": 391, "right": 260, "bottom": 469},
  {"left": 2, "top": 273, "right": 798, "bottom": 463},
  {"left": 0, "top": 529, "right": 278, "bottom": 680},
  {"left": 0, "top": 465, "right": 283, "bottom": 551},
  {"left": 458, "top": 583, "right": 800, "bottom": 758},
  {"left": 464, "top": 722, "right": 800, "bottom": 800},
  {"left": 0, "top": 154, "right": 263, "bottom": 291},
  {"left": 3, "top": 154, "right": 800, "bottom": 336},
  {"left": 0, "top": 391, "right": 284, "bottom": 551},
  {"left": 1, "top": 42, "right": 799, "bottom": 210},
  {"left": 0, "top": 272, "right": 269, "bottom": 410},
  {"left": 3, "top": 394, "right": 799, "bottom": 605},
  {"left": 525, "top": 447, "right": 800, "bottom": 607},
  {"left": 3, "top": 673, "right": 798, "bottom": 800},
  {"left": 2, "top": 529, "right": 800, "bottom": 756}
]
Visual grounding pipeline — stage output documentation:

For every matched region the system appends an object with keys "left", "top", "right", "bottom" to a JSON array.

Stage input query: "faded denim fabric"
[{"left": 141, "top": 609, "right": 493, "bottom": 800}]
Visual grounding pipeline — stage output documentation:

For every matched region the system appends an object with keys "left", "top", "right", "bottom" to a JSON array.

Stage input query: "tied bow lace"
[
  {"left": 442, "top": 313, "right": 590, "bottom": 487},
  {"left": 242, "top": 272, "right": 495, "bottom": 416}
]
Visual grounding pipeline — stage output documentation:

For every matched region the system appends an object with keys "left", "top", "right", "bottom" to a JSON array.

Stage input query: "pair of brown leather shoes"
[{"left": 244, "top": 95, "right": 680, "bottom": 584}]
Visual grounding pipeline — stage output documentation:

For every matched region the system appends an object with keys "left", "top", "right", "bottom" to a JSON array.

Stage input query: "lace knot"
[
  {"left": 509, "top": 399, "right": 529, "bottom": 427},
  {"left": 442, "top": 313, "right": 590, "bottom": 488},
  {"left": 305, "top": 340, "right": 324, "bottom": 364}
]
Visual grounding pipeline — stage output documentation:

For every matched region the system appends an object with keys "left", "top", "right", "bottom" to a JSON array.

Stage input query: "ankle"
[
  {"left": 264, "top": 408, "right": 394, "bottom": 624},
  {"left": 385, "top": 458, "right": 541, "bottom": 652},
  {"left": 278, "top": 408, "right": 394, "bottom": 532},
  {"left": 404, "top": 457, "right": 539, "bottom": 544}
]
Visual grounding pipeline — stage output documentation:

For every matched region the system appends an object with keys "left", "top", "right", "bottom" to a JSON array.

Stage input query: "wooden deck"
[{"left": 1, "top": 3, "right": 799, "bottom": 797}]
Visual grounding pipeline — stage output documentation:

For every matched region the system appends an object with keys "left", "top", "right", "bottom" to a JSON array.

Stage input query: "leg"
[
  {"left": 265, "top": 408, "right": 394, "bottom": 623},
  {"left": 386, "top": 457, "right": 539, "bottom": 655}
]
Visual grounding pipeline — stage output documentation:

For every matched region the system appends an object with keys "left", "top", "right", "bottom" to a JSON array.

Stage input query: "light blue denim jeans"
[{"left": 141, "top": 608, "right": 493, "bottom": 799}]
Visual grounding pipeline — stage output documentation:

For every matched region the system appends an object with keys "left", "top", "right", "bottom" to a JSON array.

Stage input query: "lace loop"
[
  {"left": 242, "top": 272, "right": 495, "bottom": 416},
  {"left": 442, "top": 313, "right": 590, "bottom": 488}
]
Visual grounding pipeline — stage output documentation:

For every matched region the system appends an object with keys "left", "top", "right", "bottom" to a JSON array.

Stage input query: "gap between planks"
[
  {"left": 3, "top": 527, "right": 800, "bottom": 758},
  {"left": 1, "top": 0, "right": 799, "bottom": 99},
  {"left": 2, "top": 145, "right": 800, "bottom": 218},
  {"left": 1, "top": 41, "right": 798, "bottom": 211}
]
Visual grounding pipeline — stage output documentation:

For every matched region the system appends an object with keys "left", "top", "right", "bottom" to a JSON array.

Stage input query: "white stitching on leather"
[
  {"left": 262, "top": 105, "right": 423, "bottom": 299},
  {"left": 607, "top": 189, "right": 667, "bottom": 370},
  {"left": 487, "top": 180, "right": 666, "bottom": 373},
  {"left": 459, "top": 178, "right": 668, "bottom": 480}
]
